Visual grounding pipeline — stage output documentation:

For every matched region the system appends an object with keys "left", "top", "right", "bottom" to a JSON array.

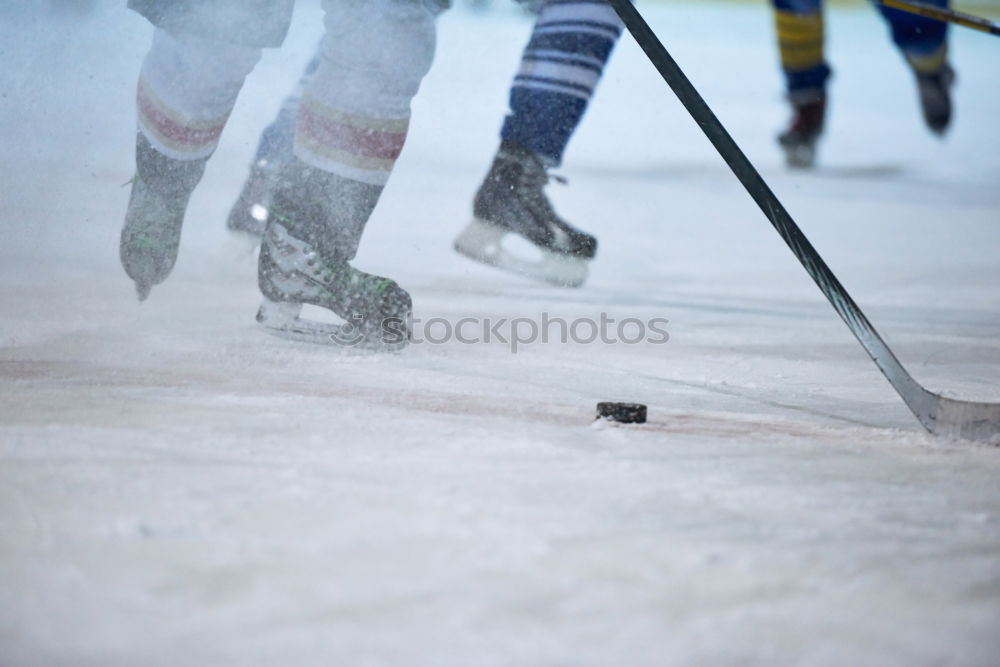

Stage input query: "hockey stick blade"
[
  {"left": 931, "top": 396, "right": 1000, "bottom": 443},
  {"left": 606, "top": 0, "right": 1000, "bottom": 442}
]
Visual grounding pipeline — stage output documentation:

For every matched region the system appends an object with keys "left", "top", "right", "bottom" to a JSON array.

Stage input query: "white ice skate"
[
  {"left": 454, "top": 141, "right": 596, "bottom": 288},
  {"left": 257, "top": 220, "right": 410, "bottom": 352}
]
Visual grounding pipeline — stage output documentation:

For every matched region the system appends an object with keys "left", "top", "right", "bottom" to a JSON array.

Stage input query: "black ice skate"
[
  {"left": 915, "top": 64, "right": 955, "bottom": 135},
  {"left": 777, "top": 93, "right": 827, "bottom": 169},
  {"left": 226, "top": 157, "right": 279, "bottom": 244},
  {"left": 120, "top": 134, "right": 207, "bottom": 300},
  {"left": 454, "top": 141, "right": 597, "bottom": 288},
  {"left": 256, "top": 160, "right": 411, "bottom": 351}
]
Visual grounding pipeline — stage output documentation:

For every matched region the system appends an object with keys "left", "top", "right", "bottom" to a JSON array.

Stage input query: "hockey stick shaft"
[
  {"left": 605, "top": 0, "right": 942, "bottom": 431},
  {"left": 880, "top": 0, "right": 1000, "bottom": 37}
]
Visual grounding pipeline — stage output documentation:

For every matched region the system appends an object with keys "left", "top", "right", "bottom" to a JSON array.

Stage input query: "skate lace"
[
  {"left": 521, "top": 163, "right": 574, "bottom": 228},
  {"left": 517, "top": 157, "right": 567, "bottom": 190},
  {"left": 299, "top": 247, "right": 386, "bottom": 294}
]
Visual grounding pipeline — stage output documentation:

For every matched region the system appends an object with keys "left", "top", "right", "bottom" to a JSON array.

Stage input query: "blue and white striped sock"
[{"left": 500, "top": 0, "right": 622, "bottom": 165}]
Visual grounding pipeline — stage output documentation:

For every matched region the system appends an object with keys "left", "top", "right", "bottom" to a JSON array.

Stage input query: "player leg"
[
  {"left": 772, "top": 0, "right": 830, "bottom": 168},
  {"left": 256, "top": 0, "right": 449, "bottom": 349},
  {"left": 875, "top": 0, "right": 954, "bottom": 134},
  {"left": 226, "top": 55, "right": 320, "bottom": 242},
  {"left": 454, "top": 0, "right": 622, "bottom": 288},
  {"left": 121, "top": 28, "right": 263, "bottom": 300}
]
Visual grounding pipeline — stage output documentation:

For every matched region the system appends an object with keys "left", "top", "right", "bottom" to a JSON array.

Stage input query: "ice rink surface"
[{"left": 1, "top": 1, "right": 999, "bottom": 665}]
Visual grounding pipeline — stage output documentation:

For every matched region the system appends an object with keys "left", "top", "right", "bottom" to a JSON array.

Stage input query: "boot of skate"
[
  {"left": 256, "top": 159, "right": 411, "bottom": 350},
  {"left": 778, "top": 91, "right": 827, "bottom": 169},
  {"left": 454, "top": 141, "right": 597, "bottom": 288},
  {"left": 120, "top": 133, "right": 208, "bottom": 300},
  {"left": 226, "top": 157, "right": 280, "bottom": 242},
  {"left": 911, "top": 61, "right": 955, "bottom": 136}
]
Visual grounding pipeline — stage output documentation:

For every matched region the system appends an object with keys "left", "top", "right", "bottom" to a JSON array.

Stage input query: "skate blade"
[
  {"left": 134, "top": 280, "right": 152, "bottom": 302},
  {"left": 454, "top": 219, "right": 589, "bottom": 288},
  {"left": 782, "top": 142, "right": 817, "bottom": 169},
  {"left": 256, "top": 298, "right": 407, "bottom": 352}
]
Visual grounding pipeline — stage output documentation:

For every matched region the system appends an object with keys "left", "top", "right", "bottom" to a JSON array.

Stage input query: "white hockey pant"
[{"left": 136, "top": 0, "right": 443, "bottom": 184}]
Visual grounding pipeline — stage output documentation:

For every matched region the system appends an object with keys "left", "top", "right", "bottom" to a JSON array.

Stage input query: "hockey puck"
[{"left": 596, "top": 402, "right": 647, "bottom": 424}]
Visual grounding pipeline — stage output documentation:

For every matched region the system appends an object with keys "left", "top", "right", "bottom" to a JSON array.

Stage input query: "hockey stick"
[
  {"left": 606, "top": 0, "right": 1000, "bottom": 442},
  {"left": 880, "top": 0, "right": 1000, "bottom": 38}
]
